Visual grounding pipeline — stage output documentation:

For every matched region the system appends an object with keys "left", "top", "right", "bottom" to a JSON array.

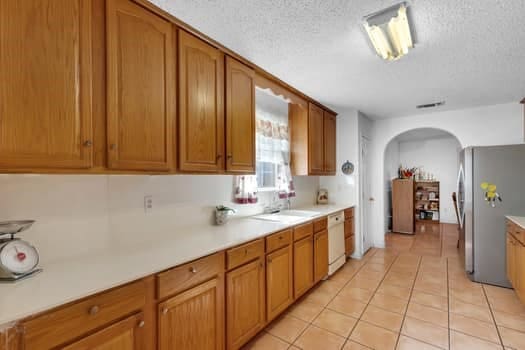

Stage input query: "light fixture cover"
[{"left": 363, "top": 3, "right": 414, "bottom": 61}]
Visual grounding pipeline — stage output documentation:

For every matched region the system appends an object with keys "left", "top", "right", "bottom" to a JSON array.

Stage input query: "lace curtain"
[{"left": 234, "top": 108, "right": 295, "bottom": 204}]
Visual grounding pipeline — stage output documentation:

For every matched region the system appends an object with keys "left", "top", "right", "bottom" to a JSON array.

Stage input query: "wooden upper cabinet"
[
  {"left": 62, "top": 313, "right": 145, "bottom": 350},
  {"left": 179, "top": 31, "right": 225, "bottom": 172},
  {"left": 314, "top": 230, "right": 329, "bottom": 283},
  {"left": 159, "top": 277, "right": 224, "bottom": 350},
  {"left": 106, "top": 0, "right": 175, "bottom": 171},
  {"left": 290, "top": 102, "right": 337, "bottom": 176},
  {"left": 308, "top": 103, "right": 325, "bottom": 175},
  {"left": 0, "top": 0, "right": 93, "bottom": 169},
  {"left": 323, "top": 111, "right": 336, "bottom": 174},
  {"left": 266, "top": 246, "right": 293, "bottom": 322},
  {"left": 226, "top": 258, "right": 265, "bottom": 350},
  {"left": 225, "top": 57, "right": 256, "bottom": 173}
]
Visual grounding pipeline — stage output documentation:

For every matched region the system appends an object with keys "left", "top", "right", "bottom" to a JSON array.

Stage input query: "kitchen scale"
[{"left": 0, "top": 220, "right": 42, "bottom": 282}]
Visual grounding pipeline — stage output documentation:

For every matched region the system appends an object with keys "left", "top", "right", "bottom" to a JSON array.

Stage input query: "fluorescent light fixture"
[{"left": 363, "top": 3, "right": 414, "bottom": 61}]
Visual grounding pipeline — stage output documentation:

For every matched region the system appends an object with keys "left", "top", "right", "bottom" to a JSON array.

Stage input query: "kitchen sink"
[
  {"left": 251, "top": 210, "right": 320, "bottom": 224},
  {"left": 279, "top": 210, "right": 320, "bottom": 217}
]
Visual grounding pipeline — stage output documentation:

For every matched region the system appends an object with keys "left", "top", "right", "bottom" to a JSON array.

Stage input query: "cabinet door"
[
  {"left": 294, "top": 237, "right": 314, "bottom": 298},
  {"left": 179, "top": 31, "right": 225, "bottom": 172},
  {"left": 226, "top": 258, "right": 265, "bottom": 350},
  {"left": 62, "top": 313, "right": 145, "bottom": 350},
  {"left": 225, "top": 57, "right": 255, "bottom": 173},
  {"left": 267, "top": 246, "right": 293, "bottom": 322},
  {"left": 158, "top": 278, "right": 224, "bottom": 350},
  {"left": 323, "top": 111, "right": 336, "bottom": 174},
  {"left": 517, "top": 242, "right": 525, "bottom": 303},
  {"left": 106, "top": 0, "right": 175, "bottom": 171},
  {"left": 0, "top": 0, "right": 93, "bottom": 169},
  {"left": 314, "top": 230, "right": 329, "bottom": 283},
  {"left": 308, "top": 103, "right": 325, "bottom": 175}
]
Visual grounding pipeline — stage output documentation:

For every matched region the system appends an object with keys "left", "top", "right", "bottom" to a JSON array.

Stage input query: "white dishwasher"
[{"left": 327, "top": 211, "right": 346, "bottom": 275}]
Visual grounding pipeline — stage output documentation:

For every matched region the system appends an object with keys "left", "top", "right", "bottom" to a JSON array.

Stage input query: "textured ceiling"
[{"left": 149, "top": 0, "right": 525, "bottom": 119}]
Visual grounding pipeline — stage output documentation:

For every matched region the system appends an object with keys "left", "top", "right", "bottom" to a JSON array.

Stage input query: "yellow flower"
[
  {"left": 481, "top": 182, "right": 489, "bottom": 190},
  {"left": 487, "top": 191, "right": 496, "bottom": 199},
  {"left": 488, "top": 184, "right": 497, "bottom": 192}
]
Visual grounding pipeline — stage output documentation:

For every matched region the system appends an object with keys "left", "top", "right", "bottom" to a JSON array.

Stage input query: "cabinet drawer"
[
  {"left": 344, "top": 219, "right": 354, "bottom": 238},
  {"left": 227, "top": 239, "right": 264, "bottom": 270},
  {"left": 345, "top": 207, "right": 354, "bottom": 219},
  {"left": 23, "top": 280, "right": 146, "bottom": 350},
  {"left": 508, "top": 220, "right": 525, "bottom": 245},
  {"left": 157, "top": 252, "right": 224, "bottom": 299},
  {"left": 266, "top": 229, "right": 292, "bottom": 253},
  {"left": 313, "top": 217, "right": 327, "bottom": 233},
  {"left": 293, "top": 222, "right": 313, "bottom": 241},
  {"left": 515, "top": 226, "right": 525, "bottom": 245}
]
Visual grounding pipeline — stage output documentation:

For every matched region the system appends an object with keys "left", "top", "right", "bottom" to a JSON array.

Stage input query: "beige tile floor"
[{"left": 243, "top": 224, "right": 525, "bottom": 350}]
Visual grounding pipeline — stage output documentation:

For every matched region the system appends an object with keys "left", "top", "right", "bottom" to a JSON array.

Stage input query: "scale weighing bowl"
[{"left": 0, "top": 220, "right": 35, "bottom": 236}]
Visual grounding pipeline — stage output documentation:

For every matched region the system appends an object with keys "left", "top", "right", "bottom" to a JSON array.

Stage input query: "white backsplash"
[{"left": 0, "top": 174, "right": 319, "bottom": 264}]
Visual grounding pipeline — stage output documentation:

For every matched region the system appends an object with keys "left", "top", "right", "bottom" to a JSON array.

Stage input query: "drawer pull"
[
  {"left": 88, "top": 305, "right": 99, "bottom": 316},
  {"left": 279, "top": 236, "right": 283, "bottom": 240},
  {"left": 162, "top": 308, "right": 168, "bottom": 315},
  {"left": 244, "top": 248, "right": 248, "bottom": 255},
  {"left": 138, "top": 320, "right": 145, "bottom": 328},
  {"left": 189, "top": 266, "right": 197, "bottom": 274}
]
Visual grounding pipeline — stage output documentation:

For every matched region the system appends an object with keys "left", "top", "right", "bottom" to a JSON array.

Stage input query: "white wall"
[
  {"left": 319, "top": 108, "right": 361, "bottom": 255},
  {"left": 0, "top": 174, "right": 319, "bottom": 264},
  {"left": 384, "top": 140, "right": 399, "bottom": 229},
  {"left": 398, "top": 137, "right": 461, "bottom": 223},
  {"left": 369, "top": 102, "right": 524, "bottom": 247}
]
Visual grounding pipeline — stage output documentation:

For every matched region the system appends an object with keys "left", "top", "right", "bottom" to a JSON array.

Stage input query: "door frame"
[{"left": 360, "top": 134, "right": 373, "bottom": 255}]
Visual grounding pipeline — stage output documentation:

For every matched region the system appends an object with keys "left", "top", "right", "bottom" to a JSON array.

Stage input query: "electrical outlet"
[{"left": 144, "top": 195, "right": 153, "bottom": 213}]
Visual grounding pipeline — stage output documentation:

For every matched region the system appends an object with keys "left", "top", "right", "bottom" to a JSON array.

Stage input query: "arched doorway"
[{"left": 382, "top": 128, "right": 462, "bottom": 251}]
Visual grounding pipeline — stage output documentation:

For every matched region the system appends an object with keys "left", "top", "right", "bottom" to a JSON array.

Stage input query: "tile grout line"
[
  {"left": 393, "top": 254, "right": 423, "bottom": 349},
  {"left": 337, "top": 249, "right": 397, "bottom": 349},
  {"left": 281, "top": 252, "right": 377, "bottom": 349},
  {"left": 447, "top": 257, "right": 451, "bottom": 350},
  {"left": 480, "top": 284, "right": 506, "bottom": 348}
]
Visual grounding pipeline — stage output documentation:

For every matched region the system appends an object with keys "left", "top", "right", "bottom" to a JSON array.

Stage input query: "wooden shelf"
[{"left": 414, "top": 181, "right": 440, "bottom": 224}]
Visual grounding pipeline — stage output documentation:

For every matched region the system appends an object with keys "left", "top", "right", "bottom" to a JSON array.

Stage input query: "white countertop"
[
  {"left": 0, "top": 204, "right": 352, "bottom": 325},
  {"left": 506, "top": 216, "right": 525, "bottom": 229}
]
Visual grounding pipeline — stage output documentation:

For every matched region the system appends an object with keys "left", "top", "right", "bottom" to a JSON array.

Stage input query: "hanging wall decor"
[{"left": 341, "top": 160, "right": 355, "bottom": 175}]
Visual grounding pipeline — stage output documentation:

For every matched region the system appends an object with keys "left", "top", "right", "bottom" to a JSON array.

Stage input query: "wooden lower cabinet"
[
  {"left": 345, "top": 235, "right": 355, "bottom": 256},
  {"left": 314, "top": 230, "right": 329, "bottom": 283},
  {"left": 266, "top": 246, "right": 293, "bottom": 322},
  {"left": 226, "top": 258, "right": 266, "bottom": 350},
  {"left": 293, "top": 236, "right": 314, "bottom": 298},
  {"left": 507, "top": 233, "right": 517, "bottom": 285},
  {"left": 158, "top": 277, "right": 224, "bottom": 350},
  {"left": 62, "top": 313, "right": 145, "bottom": 350},
  {"left": 506, "top": 221, "right": 525, "bottom": 303}
]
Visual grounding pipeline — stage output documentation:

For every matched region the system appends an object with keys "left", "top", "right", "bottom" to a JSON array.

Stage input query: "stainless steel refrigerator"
[{"left": 458, "top": 144, "right": 525, "bottom": 287}]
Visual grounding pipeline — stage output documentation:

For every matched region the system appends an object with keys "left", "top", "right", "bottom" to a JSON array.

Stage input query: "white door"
[{"left": 360, "top": 135, "right": 373, "bottom": 253}]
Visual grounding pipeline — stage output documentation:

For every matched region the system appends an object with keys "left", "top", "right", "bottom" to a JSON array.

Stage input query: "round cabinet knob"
[
  {"left": 83, "top": 140, "right": 93, "bottom": 147},
  {"left": 244, "top": 249, "right": 248, "bottom": 255},
  {"left": 227, "top": 154, "right": 232, "bottom": 159},
  {"left": 110, "top": 144, "right": 117, "bottom": 151},
  {"left": 162, "top": 308, "right": 168, "bottom": 315},
  {"left": 88, "top": 305, "right": 99, "bottom": 316},
  {"left": 189, "top": 266, "right": 197, "bottom": 274},
  {"left": 216, "top": 154, "right": 222, "bottom": 160},
  {"left": 279, "top": 236, "right": 283, "bottom": 240},
  {"left": 138, "top": 320, "right": 145, "bottom": 328}
]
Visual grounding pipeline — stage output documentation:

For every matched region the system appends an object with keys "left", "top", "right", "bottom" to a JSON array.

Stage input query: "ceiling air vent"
[{"left": 416, "top": 101, "right": 445, "bottom": 109}]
